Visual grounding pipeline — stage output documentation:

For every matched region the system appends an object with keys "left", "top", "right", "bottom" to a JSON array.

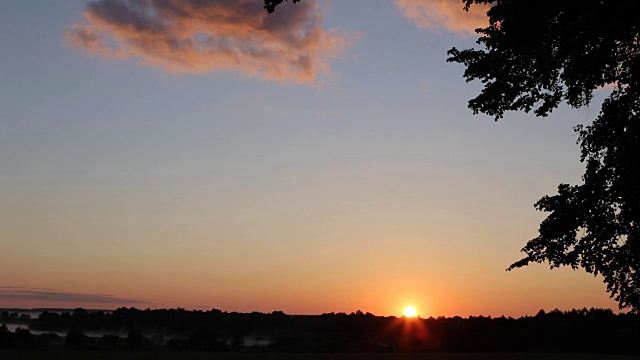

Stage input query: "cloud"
[
  {"left": 64, "top": 24, "right": 130, "bottom": 60},
  {"left": 0, "top": 287, "right": 150, "bottom": 305},
  {"left": 64, "top": 0, "right": 355, "bottom": 84},
  {"left": 394, "top": 0, "right": 489, "bottom": 36}
]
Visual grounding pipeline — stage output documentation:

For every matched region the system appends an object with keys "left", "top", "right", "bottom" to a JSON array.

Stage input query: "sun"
[{"left": 403, "top": 305, "right": 418, "bottom": 318}]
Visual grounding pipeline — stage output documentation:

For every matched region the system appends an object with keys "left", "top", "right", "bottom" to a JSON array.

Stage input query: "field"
[{"left": 1, "top": 352, "right": 639, "bottom": 360}]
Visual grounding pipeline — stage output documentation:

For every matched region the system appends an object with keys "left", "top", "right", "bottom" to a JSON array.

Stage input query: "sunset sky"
[{"left": 0, "top": 0, "right": 619, "bottom": 317}]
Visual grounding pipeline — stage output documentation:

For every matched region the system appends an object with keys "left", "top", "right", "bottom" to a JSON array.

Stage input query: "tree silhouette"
[
  {"left": 264, "top": 0, "right": 299, "bottom": 13},
  {"left": 265, "top": 0, "right": 640, "bottom": 313},
  {"left": 64, "top": 330, "right": 96, "bottom": 350},
  {"left": 447, "top": 0, "right": 640, "bottom": 312}
]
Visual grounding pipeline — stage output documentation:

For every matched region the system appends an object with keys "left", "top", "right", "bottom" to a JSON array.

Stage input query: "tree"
[
  {"left": 447, "top": 0, "right": 640, "bottom": 312},
  {"left": 266, "top": 0, "right": 640, "bottom": 312},
  {"left": 264, "top": 0, "right": 300, "bottom": 13}
]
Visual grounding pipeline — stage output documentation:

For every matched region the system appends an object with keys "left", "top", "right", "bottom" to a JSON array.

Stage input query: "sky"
[{"left": 0, "top": 0, "right": 619, "bottom": 317}]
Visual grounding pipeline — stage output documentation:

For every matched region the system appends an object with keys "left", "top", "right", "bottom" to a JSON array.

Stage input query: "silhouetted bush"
[{"left": 64, "top": 330, "right": 96, "bottom": 350}]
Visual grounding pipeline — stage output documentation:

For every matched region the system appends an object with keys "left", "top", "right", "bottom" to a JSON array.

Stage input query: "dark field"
[{"left": 1, "top": 352, "right": 639, "bottom": 360}]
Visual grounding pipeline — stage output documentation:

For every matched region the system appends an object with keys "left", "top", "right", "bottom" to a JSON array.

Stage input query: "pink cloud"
[
  {"left": 65, "top": 0, "right": 355, "bottom": 84},
  {"left": 394, "top": 0, "right": 489, "bottom": 36}
]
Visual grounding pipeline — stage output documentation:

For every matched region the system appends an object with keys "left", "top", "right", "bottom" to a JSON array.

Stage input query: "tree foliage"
[
  {"left": 447, "top": 0, "right": 640, "bottom": 311},
  {"left": 264, "top": 0, "right": 300, "bottom": 13}
]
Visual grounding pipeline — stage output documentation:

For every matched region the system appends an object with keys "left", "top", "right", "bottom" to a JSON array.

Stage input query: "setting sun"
[{"left": 403, "top": 306, "right": 418, "bottom": 318}]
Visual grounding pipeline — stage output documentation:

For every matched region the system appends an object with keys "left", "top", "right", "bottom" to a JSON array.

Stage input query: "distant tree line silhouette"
[
  {"left": 0, "top": 311, "right": 31, "bottom": 324},
  {"left": 0, "top": 307, "right": 638, "bottom": 354},
  {"left": 0, "top": 324, "right": 62, "bottom": 350}
]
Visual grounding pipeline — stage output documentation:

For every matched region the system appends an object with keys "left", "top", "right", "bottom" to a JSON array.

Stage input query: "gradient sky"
[{"left": 0, "top": 0, "right": 619, "bottom": 317}]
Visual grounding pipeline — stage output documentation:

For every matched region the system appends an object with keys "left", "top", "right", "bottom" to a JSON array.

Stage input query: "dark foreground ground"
[{"left": 1, "top": 352, "right": 639, "bottom": 360}]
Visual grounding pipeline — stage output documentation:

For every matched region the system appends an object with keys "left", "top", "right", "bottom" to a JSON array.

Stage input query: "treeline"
[
  {"left": 1, "top": 307, "right": 639, "bottom": 354},
  {"left": 0, "top": 325, "right": 62, "bottom": 350},
  {"left": 0, "top": 311, "right": 31, "bottom": 324}
]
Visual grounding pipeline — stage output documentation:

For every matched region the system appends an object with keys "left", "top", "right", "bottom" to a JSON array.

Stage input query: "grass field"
[{"left": 1, "top": 351, "right": 639, "bottom": 360}]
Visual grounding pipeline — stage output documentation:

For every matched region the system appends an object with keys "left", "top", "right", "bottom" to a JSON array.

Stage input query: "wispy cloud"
[
  {"left": 0, "top": 287, "right": 150, "bottom": 305},
  {"left": 64, "top": 0, "right": 356, "bottom": 84},
  {"left": 394, "top": 0, "right": 489, "bottom": 36}
]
